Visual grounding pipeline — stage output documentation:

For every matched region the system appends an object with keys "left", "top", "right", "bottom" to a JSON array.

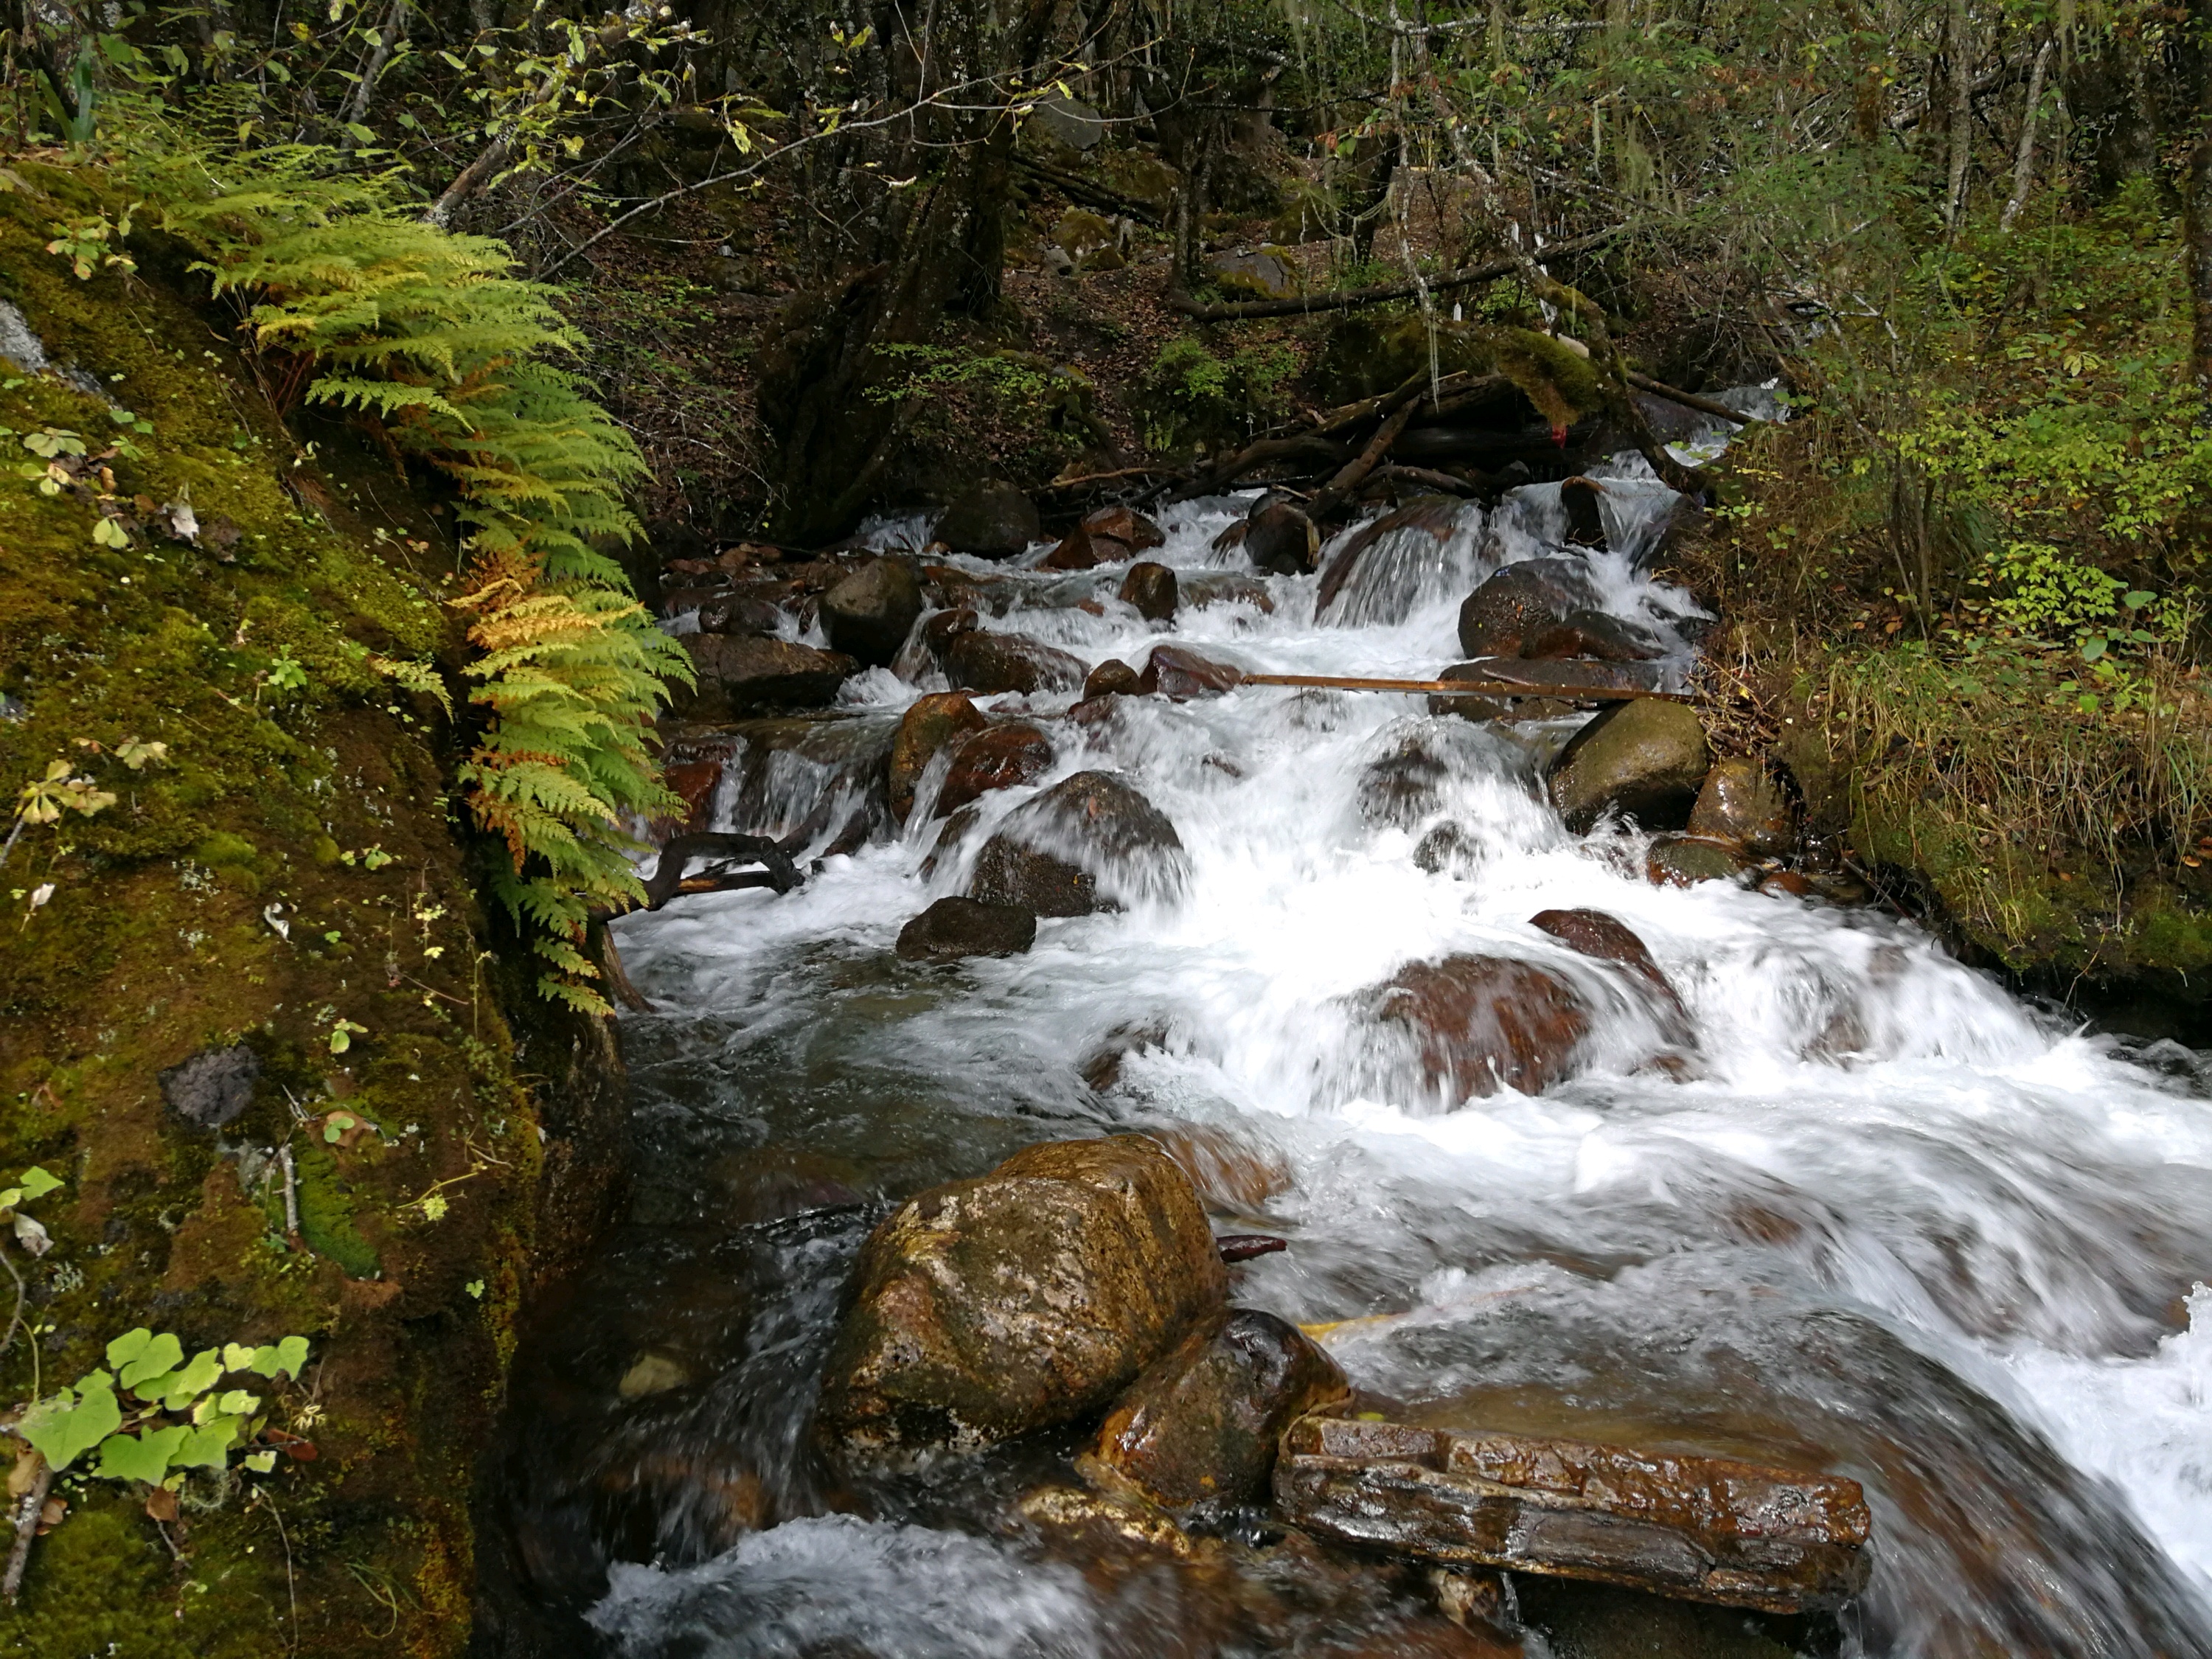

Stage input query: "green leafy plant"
[{"left": 14, "top": 1330, "right": 310, "bottom": 1489}]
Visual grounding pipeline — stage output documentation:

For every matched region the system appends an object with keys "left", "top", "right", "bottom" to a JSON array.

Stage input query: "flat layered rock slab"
[{"left": 1274, "top": 1416, "right": 1869, "bottom": 1615}]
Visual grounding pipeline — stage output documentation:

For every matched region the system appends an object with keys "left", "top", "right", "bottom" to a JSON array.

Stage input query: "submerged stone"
[
  {"left": 894, "top": 895, "right": 1037, "bottom": 961},
  {"left": 815, "top": 1135, "right": 1228, "bottom": 1461},
  {"left": 934, "top": 721, "right": 1054, "bottom": 817},
  {"left": 1273, "top": 1415, "right": 1871, "bottom": 1615},
  {"left": 1352, "top": 953, "right": 1591, "bottom": 1101}
]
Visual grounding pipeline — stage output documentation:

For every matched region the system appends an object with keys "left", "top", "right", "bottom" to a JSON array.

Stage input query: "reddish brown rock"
[
  {"left": 1530, "top": 908, "right": 1692, "bottom": 1044},
  {"left": 1183, "top": 572, "right": 1276, "bottom": 613},
  {"left": 944, "top": 629, "right": 1088, "bottom": 696},
  {"left": 1360, "top": 954, "right": 1591, "bottom": 1100},
  {"left": 934, "top": 721, "right": 1054, "bottom": 817},
  {"left": 888, "top": 692, "right": 988, "bottom": 823},
  {"left": 1086, "top": 1308, "right": 1349, "bottom": 1513},
  {"left": 921, "top": 606, "right": 981, "bottom": 667},
  {"left": 1688, "top": 758, "right": 1800, "bottom": 858},
  {"left": 1040, "top": 523, "right": 1120, "bottom": 571},
  {"left": 1138, "top": 644, "right": 1243, "bottom": 700},
  {"left": 815, "top": 1135, "right": 1229, "bottom": 1461},
  {"left": 968, "top": 770, "right": 1189, "bottom": 916},
  {"left": 1247, "top": 499, "right": 1320, "bottom": 574},
  {"left": 679, "top": 634, "right": 858, "bottom": 717},
  {"left": 1087, "top": 504, "right": 1165, "bottom": 552},
  {"left": 1083, "top": 658, "right": 1144, "bottom": 700},
  {"left": 660, "top": 759, "right": 723, "bottom": 833},
  {"left": 1445, "top": 658, "right": 1672, "bottom": 699},
  {"left": 1118, "top": 561, "right": 1179, "bottom": 622},
  {"left": 1521, "top": 609, "right": 1664, "bottom": 663},
  {"left": 1273, "top": 1415, "right": 1871, "bottom": 1615},
  {"left": 1647, "top": 834, "right": 1758, "bottom": 888}
]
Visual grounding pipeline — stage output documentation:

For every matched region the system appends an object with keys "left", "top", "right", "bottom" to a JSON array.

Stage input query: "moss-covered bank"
[{"left": 0, "top": 176, "right": 622, "bottom": 1655}]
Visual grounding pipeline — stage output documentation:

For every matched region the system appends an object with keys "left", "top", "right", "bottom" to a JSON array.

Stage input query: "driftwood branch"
[
  {"left": 1312, "top": 398, "right": 1422, "bottom": 518},
  {"left": 1241, "top": 672, "right": 1692, "bottom": 703},
  {"left": 1627, "top": 372, "right": 1752, "bottom": 426},
  {"left": 1366, "top": 462, "right": 1486, "bottom": 496},
  {"left": 1165, "top": 226, "right": 1629, "bottom": 322},
  {"left": 639, "top": 832, "right": 803, "bottom": 911},
  {"left": 2, "top": 1458, "right": 50, "bottom": 1602}
]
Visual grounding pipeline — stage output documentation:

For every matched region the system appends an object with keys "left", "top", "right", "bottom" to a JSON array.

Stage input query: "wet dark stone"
[
  {"left": 1247, "top": 500, "right": 1320, "bottom": 574},
  {"left": 1118, "top": 561, "right": 1179, "bottom": 622},
  {"left": 1360, "top": 732, "right": 1454, "bottom": 830},
  {"left": 1138, "top": 645, "right": 1242, "bottom": 700},
  {"left": 1521, "top": 608, "right": 1664, "bottom": 664},
  {"left": 679, "top": 635, "right": 858, "bottom": 717},
  {"left": 1688, "top": 757, "right": 1800, "bottom": 858},
  {"left": 821, "top": 557, "right": 925, "bottom": 667},
  {"left": 936, "top": 481, "right": 1040, "bottom": 559},
  {"left": 1183, "top": 572, "right": 1276, "bottom": 613},
  {"left": 1530, "top": 908, "right": 1693, "bottom": 1043},
  {"left": 1547, "top": 700, "right": 1711, "bottom": 833},
  {"left": 1087, "top": 505, "right": 1165, "bottom": 552},
  {"left": 692, "top": 586, "right": 788, "bottom": 636},
  {"left": 159, "top": 1043, "right": 260, "bottom": 1130},
  {"left": 1039, "top": 522, "right": 1121, "bottom": 571},
  {"left": 968, "top": 770, "right": 1189, "bottom": 917},
  {"left": 1646, "top": 834, "right": 1758, "bottom": 888},
  {"left": 1316, "top": 495, "right": 1464, "bottom": 616},
  {"left": 934, "top": 721, "right": 1054, "bottom": 817},
  {"left": 894, "top": 896, "right": 1038, "bottom": 961},
  {"left": 1457, "top": 559, "right": 1598, "bottom": 658},
  {"left": 943, "top": 629, "right": 1088, "bottom": 696},
  {"left": 1447, "top": 658, "right": 1672, "bottom": 699},
  {"left": 921, "top": 606, "right": 981, "bottom": 669},
  {"left": 1086, "top": 1307, "right": 1349, "bottom": 1513},
  {"left": 1414, "top": 821, "right": 1482, "bottom": 876},
  {"left": 1356, "top": 953, "right": 1592, "bottom": 1100},
  {"left": 1084, "top": 658, "right": 1144, "bottom": 700},
  {"left": 888, "top": 692, "right": 988, "bottom": 823},
  {"left": 1559, "top": 475, "right": 1609, "bottom": 548}
]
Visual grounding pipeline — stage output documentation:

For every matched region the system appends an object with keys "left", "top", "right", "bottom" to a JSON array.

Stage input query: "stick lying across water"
[{"left": 1238, "top": 672, "right": 1695, "bottom": 704}]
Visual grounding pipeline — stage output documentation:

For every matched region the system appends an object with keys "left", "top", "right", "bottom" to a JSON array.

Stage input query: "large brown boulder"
[
  {"left": 1529, "top": 908, "right": 1692, "bottom": 1044},
  {"left": 1086, "top": 1308, "right": 1347, "bottom": 1514},
  {"left": 1040, "top": 505, "right": 1167, "bottom": 571},
  {"left": 678, "top": 634, "right": 858, "bottom": 717},
  {"left": 1522, "top": 609, "right": 1663, "bottom": 663},
  {"left": 1354, "top": 954, "right": 1590, "bottom": 1101},
  {"left": 1315, "top": 495, "right": 1464, "bottom": 621},
  {"left": 968, "top": 770, "right": 1189, "bottom": 916},
  {"left": 888, "top": 692, "right": 989, "bottom": 823},
  {"left": 1273, "top": 1415, "right": 1871, "bottom": 1615},
  {"left": 936, "top": 481, "right": 1041, "bottom": 559},
  {"left": 821, "top": 557, "right": 925, "bottom": 667},
  {"left": 934, "top": 720, "right": 1054, "bottom": 817},
  {"left": 895, "top": 896, "right": 1037, "bottom": 961},
  {"left": 1138, "top": 644, "right": 1243, "bottom": 700},
  {"left": 1247, "top": 499, "right": 1320, "bottom": 574},
  {"left": 1546, "top": 700, "right": 1711, "bottom": 834},
  {"left": 1687, "top": 758, "right": 1799, "bottom": 858},
  {"left": 1456, "top": 559, "right": 1596, "bottom": 658},
  {"left": 944, "top": 629, "right": 1088, "bottom": 696},
  {"left": 1118, "top": 561, "right": 1178, "bottom": 622},
  {"left": 815, "top": 1135, "right": 1229, "bottom": 1461}
]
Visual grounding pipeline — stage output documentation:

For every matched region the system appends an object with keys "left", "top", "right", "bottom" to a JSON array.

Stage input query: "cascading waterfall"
[{"left": 496, "top": 413, "right": 2212, "bottom": 1659}]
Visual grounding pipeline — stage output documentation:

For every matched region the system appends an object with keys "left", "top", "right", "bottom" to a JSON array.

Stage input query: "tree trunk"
[
  {"left": 1943, "top": 0, "right": 1972, "bottom": 232},
  {"left": 2187, "top": 3, "right": 2212, "bottom": 389},
  {"left": 2000, "top": 40, "right": 2056, "bottom": 232}
]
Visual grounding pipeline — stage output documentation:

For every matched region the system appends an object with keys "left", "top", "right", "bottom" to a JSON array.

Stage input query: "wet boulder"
[
  {"left": 1138, "top": 644, "right": 1242, "bottom": 700},
  {"left": 1273, "top": 1415, "right": 1871, "bottom": 1615},
  {"left": 1530, "top": 908, "right": 1692, "bottom": 1043},
  {"left": 1445, "top": 659, "right": 1671, "bottom": 700},
  {"left": 1246, "top": 498, "right": 1320, "bottom": 574},
  {"left": 1088, "top": 504, "right": 1165, "bottom": 552},
  {"left": 944, "top": 629, "right": 1088, "bottom": 696},
  {"left": 1085, "top": 1308, "right": 1349, "bottom": 1514},
  {"left": 821, "top": 557, "right": 925, "bottom": 667},
  {"left": 1118, "top": 561, "right": 1179, "bottom": 622},
  {"left": 1688, "top": 758, "right": 1799, "bottom": 858},
  {"left": 1456, "top": 559, "right": 1596, "bottom": 658},
  {"left": 895, "top": 896, "right": 1037, "bottom": 962},
  {"left": 815, "top": 1135, "right": 1229, "bottom": 1461},
  {"left": 1546, "top": 700, "right": 1711, "bottom": 833},
  {"left": 1355, "top": 954, "right": 1591, "bottom": 1101},
  {"left": 1360, "top": 731, "right": 1454, "bottom": 830},
  {"left": 888, "top": 692, "right": 988, "bottom": 823},
  {"left": 679, "top": 634, "right": 858, "bottom": 717},
  {"left": 936, "top": 481, "right": 1041, "bottom": 560},
  {"left": 1646, "top": 834, "right": 1758, "bottom": 888},
  {"left": 1315, "top": 495, "right": 1465, "bottom": 621},
  {"left": 1182, "top": 572, "right": 1276, "bottom": 614},
  {"left": 968, "top": 770, "right": 1189, "bottom": 917},
  {"left": 694, "top": 585, "right": 790, "bottom": 637},
  {"left": 1521, "top": 609, "right": 1664, "bottom": 664},
  {"left": 1043, "top": 505, "right": 1167, "bottom": 571},
  {"left": 1083, "top": 658, "right": 1144, "bottom": 700},
  {"left": 934, "top": 720, "right": 1054, "bottom": 817}
]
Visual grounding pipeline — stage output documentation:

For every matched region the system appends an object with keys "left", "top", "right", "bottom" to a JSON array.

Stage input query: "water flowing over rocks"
[
  {"left": 1138, "top": 644, "right": 1244, "bottom": 700},
  {"left": 932, "top": 720, "right": 1054, "bottom": 817},
  {"left": 967, "top": 770, "right": 1190, "bottom": 916},
  {"left": 943, "top": 627, "right": 1088, "bottom": 695},
  {"left": 1275, "top": 1416, "right": 1871, "bottom": 1615},
  {"left": 819, "top": 556, "right": 924, "bottom": 667},
  {"left": 1085, "top": 1308, "right": 1348, "bottom": 1514},
  {"left": 1456, "top": 558, "right": 1599, "bottom": 658},
  {"left": 1351, "top": 953, "right": 1593, "bottom": 1104},
  {"left": 887, "top": 692, "right": 988, "bottom": 823},
  {"left": 1546, "top": 700, "right": 1712, "bottom": 832},
  {"left": 813, "top": 1135, "right": 1228, "bottom": 1461}
]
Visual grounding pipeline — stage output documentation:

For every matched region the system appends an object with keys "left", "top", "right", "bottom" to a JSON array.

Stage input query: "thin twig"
[{"left": 2, "top": 1458, "right": 50, "bottom": 1602}]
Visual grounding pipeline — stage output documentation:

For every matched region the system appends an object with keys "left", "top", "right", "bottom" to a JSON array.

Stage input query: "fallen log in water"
[
  {"left": 1239, "top": 672, "right": 1694, "bottom": 704},
  {"left": 1275, "top": 1415, "right": 1871, "bottom": 1615}
]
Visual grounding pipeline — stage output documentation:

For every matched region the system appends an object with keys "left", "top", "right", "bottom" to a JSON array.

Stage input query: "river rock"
[
  {"left": 1546, "top": 700, "right": 1711, "bottom": 833},
  {"left": 944, "top": 629, "right": 1088, "bottom": 696},
  {"left": 1085, "top": 1308, "right": 1349, "bottom": 1514},
  {"left": 1446, "top": 659, "right": 1672, "bottom": 700},
  {"left": 1687, "top": 758, "right": 1799, "bottom": 858},
  {"left": 936, "top": 481, "right": 1041, "bottom": 560},
  {"left": 1183, "top": 572, "right": 1276, "bottom": 613},
  {"left": 695, "top": 585, "right": 790, "bottom": 636},
  {"left": 935, "top": 720, "right": 1054, "bottom": 816},
  {"left": 889, "top": 692, "right": 988, "bottom": 823},
  {"left": 1088, "top": 505, "right": 1165, "bottom": 552},
  {"left": 1118, "top": 561, "right": 1178, "bottom": 622},
  {"left": 1315, "top": 495, "right": 1464, "bottom": 619},
  {"left": 1273, "top": 1415, "right": 1872, "bottom": 1615},
  {"left": 1457, "top": 559, "right": 1597, "bottom": 658},
  {"left": 1357, "top": 953, "right": 1591, "bottom": 1100},
  {"left": 1521, "top": 608, "right": 1664, "bottom": 664},
  {"left": 1360, "top": 731, "right": 1453, "bottom": 830},
  {"left": 814, "top": 1135, "right": 1228, "bottom": 1460},
  {"left": 821, "top": 557, "right": 925, "bottom": 667},
  {"left": 1530, "top": 908, "right": 1692, "bottom": 1042},
  {"left": 1246, "top": 499, "right": 1320, "bottom": 574},
  {"left": 1647, "top": 834, "right": 1758, "bottom": 888},
  {"left": 1083, "top": 658, "right": 1144, "bottom": 699},
  {"left": 681, "top": 634, "right": 858, "bottom": 717},
  {"left": 895, "top": 896, "right": 1038, "bottom": 961},
  {"left": 1138, "top": 644, "right": 1242, "bottom": 700},
  {"left": 969, "top": 770, "right": 1189, "bottom": 916}
]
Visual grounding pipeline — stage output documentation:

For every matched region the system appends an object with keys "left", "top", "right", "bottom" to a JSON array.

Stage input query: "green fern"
[{"left": 109, "top": 108, "right": 689, "bottom": 1009}]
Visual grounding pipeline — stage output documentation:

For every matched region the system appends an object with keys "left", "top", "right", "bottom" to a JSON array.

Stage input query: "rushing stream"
[{"left": 493, "top": 418, "right": 2212, "bottom": 1658}]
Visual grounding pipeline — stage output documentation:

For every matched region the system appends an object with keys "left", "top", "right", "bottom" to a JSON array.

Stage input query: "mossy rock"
[{"left": 1315, "top": 315, "right": 1601, "bottom": 430}]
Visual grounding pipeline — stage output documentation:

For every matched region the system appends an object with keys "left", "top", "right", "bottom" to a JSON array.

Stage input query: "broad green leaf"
[
  {"left": 17, "top": 1166, "right": 60, "bottom": 1200},
  {"left": 159, "top": 1349, "right": 223, "bottom": 1410},
  {"left": 116, "top": 1332, "right": 184, "bottom": 1391},
  {"left": 107, "top": 1327, "right": 156, "bottom": 1369},
  {"left": 173, "top": 1418, "right": 241, "bottom": 1472},
  {"left": 96, "top": 1425, "right": 189, "bottom": 1484},
  {"left": 243, "top": 1450, "right": 278, "bottom": 1473},
  {"left": 0, "top": 1189, "right": 19, "bottom": 1212},
  {"left": 19, "top": 1373, "right": 122, "bottom": 1470},
  {"left": 251, "top": 1335, "right": 311, "bottom": 1381},
  {"left": 216, "top": 1390, "right": 260, "bottom": 1416},
  {"left": 221, "top": 1341, "right": 256, "bottom": 1372}
]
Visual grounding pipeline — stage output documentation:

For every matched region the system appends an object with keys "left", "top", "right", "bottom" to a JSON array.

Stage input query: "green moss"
[{"left": 293, "top": 1138, "right": 382, "bottom": 1279}]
